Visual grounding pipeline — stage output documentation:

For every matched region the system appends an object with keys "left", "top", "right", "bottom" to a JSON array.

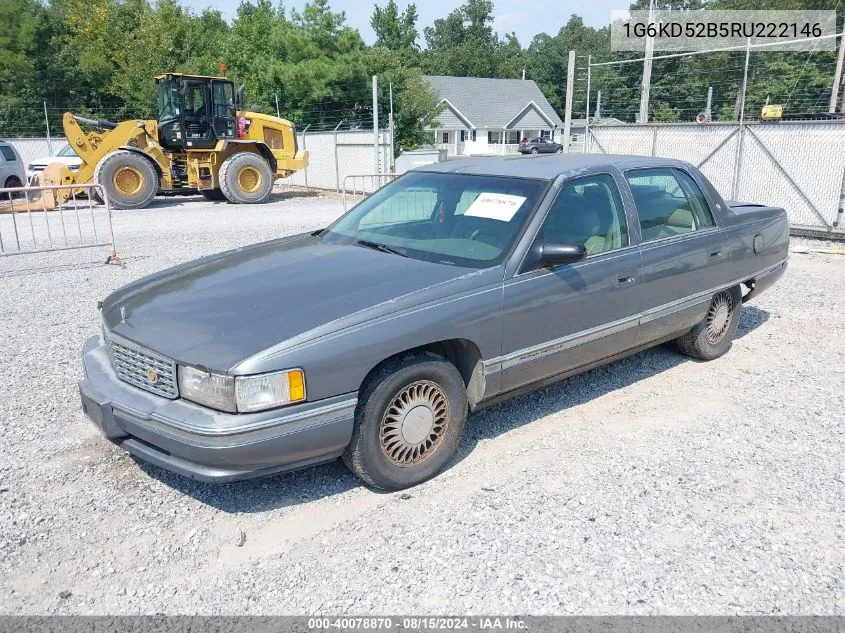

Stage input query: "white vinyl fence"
[
  {"left": 7, "top": 129, "right": 393, "bottom": 193},
  {"left": 588, "top": 121, "right": 845, "bottom": 236}
]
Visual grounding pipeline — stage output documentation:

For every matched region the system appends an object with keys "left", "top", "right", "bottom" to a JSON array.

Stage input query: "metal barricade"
[
  {"left": 342, "top": 174, "right": 398, "bottom": 210},
  {"left": 0, "top": 182, "right": 120, "bottom": 262}
]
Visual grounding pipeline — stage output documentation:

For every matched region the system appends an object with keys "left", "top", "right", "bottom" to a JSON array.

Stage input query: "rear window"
[{"left": 0, "top": 146, "right": 17, "bottom": 161}]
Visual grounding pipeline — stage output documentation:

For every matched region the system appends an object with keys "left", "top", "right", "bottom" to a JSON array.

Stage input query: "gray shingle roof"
[{"left": 423, "top": 75, "right": 564, "bottom": 130}]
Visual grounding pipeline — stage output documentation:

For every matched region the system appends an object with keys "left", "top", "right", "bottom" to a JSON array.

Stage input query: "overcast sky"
[{"left": 181, "top": 0, "right": 621, "bottom": 46}]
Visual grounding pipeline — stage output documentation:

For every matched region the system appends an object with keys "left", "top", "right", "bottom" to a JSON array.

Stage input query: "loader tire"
[
  {"left": 95, "top": 150, "right": 158, "bottom": 210},
  {"left": 219, "top": 152, "right": 273, "bottom": 204}
]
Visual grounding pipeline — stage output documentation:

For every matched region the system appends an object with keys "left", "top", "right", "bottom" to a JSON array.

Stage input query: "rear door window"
[
  {"left": 626, "top": 168, "right": 715, "bottom": 242},
  {"left": 0, "top": 146, "right": 17, "bottom": 161}
]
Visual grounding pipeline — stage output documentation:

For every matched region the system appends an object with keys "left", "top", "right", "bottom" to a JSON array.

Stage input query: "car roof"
[{"left": 415, "top": 154, "right": 687, "bottom": 180}]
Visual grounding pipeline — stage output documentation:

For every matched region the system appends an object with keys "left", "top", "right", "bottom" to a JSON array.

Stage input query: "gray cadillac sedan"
[{"left": 80, "top": 154, "right": 788, "bottom": 490}]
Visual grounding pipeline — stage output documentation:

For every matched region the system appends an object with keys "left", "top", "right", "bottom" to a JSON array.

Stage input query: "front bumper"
[{"left": 79, "top": 335, "right": 356, "bottom": 482}]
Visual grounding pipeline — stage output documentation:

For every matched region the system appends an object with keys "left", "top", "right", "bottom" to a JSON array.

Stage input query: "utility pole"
[
  {"left": 638, "top": 0, "right": 657, "bottom": 123},
  {"left": 739, "top": 39, "right": 751, "bottom": 127},
  {"left": 732, "top": 39, "right": 751, "bottom": 200},
  {"left": 830, "top": 19, "right": 845, "bottom": 113},
  {"left": 388, "top": 82, "right": 395, "bottom": 173},
  {"left": 585, "top": 55, "right": 592, "bottom": 154},
  {"left": 705, "top": 86, "right": 713, "bottom": 120},
  {"left": 275, "top": 94, "right": 281, "bottom": 118},
  {"left": 372, "top": 75, "right": 379, "bottom": 174},
  {"left": 595, "top": 91, "right": 602, "bottom": 119},
  {"left": 43, "top": 102, "right": 53, "bottom": 155},
  {"left": 563, "top": 50, "right": 576, "bottom": 152}
]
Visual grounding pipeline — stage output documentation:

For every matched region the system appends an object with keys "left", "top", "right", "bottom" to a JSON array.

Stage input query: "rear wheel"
[
  {"left": 343, "top": 353, "right": 468, "bottom": 491},
  {"left": 530, "top": 147, "right": 539, "bottom": 155},
  {"left": 219, "top": 152, "right": 273, "bottom": 204},
  {"left": 95, "top": 150, "right": 158, "bottom": 209},
  {"left": 674, "top": 286, "right": 742, "bottom": 361},
  {"left": 200, "top": 188, "right": 227, "bottom": 201}
]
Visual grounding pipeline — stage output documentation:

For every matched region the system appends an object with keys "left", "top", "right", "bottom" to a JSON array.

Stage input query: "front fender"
[{"left": 233, "top": 279, "right": 504, "bottom": 402}]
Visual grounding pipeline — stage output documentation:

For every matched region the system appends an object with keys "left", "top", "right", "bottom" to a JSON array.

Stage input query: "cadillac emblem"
[{"left": 146, "top": 367, "right": 160, "bottom": 384}]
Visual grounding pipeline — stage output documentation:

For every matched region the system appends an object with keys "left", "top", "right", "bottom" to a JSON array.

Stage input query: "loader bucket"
[{"left": 0, "top": 163, "right": 75, "bottom": 213}]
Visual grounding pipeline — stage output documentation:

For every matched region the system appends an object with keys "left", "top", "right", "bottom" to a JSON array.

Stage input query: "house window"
[
  {"left": 540, "top": 129, "right": 552, "bottom": 139},
  {"left": 460, "top": 130, "right": 466, "bottom": 142},
  {"left": 471, "top": 130, "right": 477, "bottom": 142},
  {"left": 506, "top": 130, "right": 520, "bottom": 144},
  {"left": 488, "top": 130, "right": 501, "bottom": 144},
  {"left": 441, "top": 131, "right": 449, "bottom": 144}
]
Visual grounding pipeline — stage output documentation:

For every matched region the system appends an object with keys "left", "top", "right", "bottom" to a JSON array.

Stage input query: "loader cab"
[{"left": 156, "top": 74, "right": 237, "bottom": 151}]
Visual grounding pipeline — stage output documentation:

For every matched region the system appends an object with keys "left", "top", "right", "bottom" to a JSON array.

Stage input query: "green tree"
[
  {"left": 423, "top": 0, "right": 498, "bottom": 76},
  {"left": 371, "top": 0, "right": 418, "bottom": 51}
]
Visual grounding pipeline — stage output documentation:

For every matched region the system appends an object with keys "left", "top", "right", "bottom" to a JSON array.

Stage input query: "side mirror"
[{"left": 539, "top": 241, "right": 587, "bottom": 266}]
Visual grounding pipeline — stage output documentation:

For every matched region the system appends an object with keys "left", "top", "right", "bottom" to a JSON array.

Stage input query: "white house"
[{"left": 423, "top": 75, "right": 565, "bottom": 156}]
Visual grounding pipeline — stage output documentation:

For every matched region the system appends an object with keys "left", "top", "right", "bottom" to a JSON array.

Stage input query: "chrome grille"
[{"left": 107, "top": 337, "right": 178, "bottom": 399}]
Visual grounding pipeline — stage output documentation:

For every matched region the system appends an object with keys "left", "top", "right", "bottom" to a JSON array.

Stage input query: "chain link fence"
[
  {"left": 287, "top": 130, "right": 392, "bottom": 192},
  {"left": 588, "top": 120, "right": 845, "bottom": 236}
]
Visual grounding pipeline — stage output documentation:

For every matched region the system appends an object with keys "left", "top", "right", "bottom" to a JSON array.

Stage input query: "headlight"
[
  {"left": 178, "top": 366, "right": 306, "bottom": 413},
  {"left": 178, "top": 366, "right": 236, "bottom": 412}
]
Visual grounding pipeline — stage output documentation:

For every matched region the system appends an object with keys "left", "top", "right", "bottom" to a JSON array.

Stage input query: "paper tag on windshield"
[{"left": 464, "top": 193, "right": 527, "bottom": 222}]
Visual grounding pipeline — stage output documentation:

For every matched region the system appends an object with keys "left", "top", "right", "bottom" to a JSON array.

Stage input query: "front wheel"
[
  {"left": 343, "top": 353, "right": 468, "bottom": 490},
  {"left": 218, "top": 153, "right": 273, "bottom": 204},
  {"left": 94, "top": 150, "right": 158, "bottom": 209},
  {"left": 555, "top": 147, "right": 563, "bottom": 153},
  {"left": 674, "top": 286, "right": 742, "bottom": 361}
]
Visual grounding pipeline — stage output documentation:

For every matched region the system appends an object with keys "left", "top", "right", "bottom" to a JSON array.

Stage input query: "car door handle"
[
  {"left": 616, "top": 275, "right": 636, "bottom": 287},
  {"left": 710, "top": 250, "right": 724, "bottom": 260}
]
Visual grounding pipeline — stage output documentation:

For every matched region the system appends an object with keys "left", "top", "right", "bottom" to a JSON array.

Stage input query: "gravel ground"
[{"left": 0, "top": 193, "right": 843, "bottom": 615}]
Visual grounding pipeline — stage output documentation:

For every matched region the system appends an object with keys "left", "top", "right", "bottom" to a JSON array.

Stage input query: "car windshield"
[
  {"left": 57, "top": 144, "right": 76, "bottom": 157},
  {"left": 321, "top": 171, "right": 547, "bottom": 268}
]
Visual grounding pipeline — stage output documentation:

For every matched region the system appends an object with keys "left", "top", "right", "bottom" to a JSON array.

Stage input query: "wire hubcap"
[
  {"left": 706, "top": 292, "right": 734, "bottom": 344},
  {"left": 380, "top": 380, "right": 448, "bottom": 467}
]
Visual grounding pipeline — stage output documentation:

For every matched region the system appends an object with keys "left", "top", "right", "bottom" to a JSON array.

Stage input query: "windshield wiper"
[{"left": 354, "top": 239, "right": 408, "bottom": 258}]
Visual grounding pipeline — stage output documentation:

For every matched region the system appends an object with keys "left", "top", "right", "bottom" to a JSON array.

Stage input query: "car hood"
[
  {"left": 28, "top": 156, "right": 82, "bottom": 169},
  {"left": 102, "top": 234, "right": 480, "bottom": 371}
]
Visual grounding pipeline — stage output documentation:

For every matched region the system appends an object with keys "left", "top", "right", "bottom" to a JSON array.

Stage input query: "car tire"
[
  {"left": 530, "top": 147, "right": 539, "bottom": 155},
  {"left": 219, "top": 153, "right": 273, "bottom": 204},
  {"left": 343, "top": 352, "right": 468, "bottom": 491},
  {"left": 674, "top": 286, "right": 742, "bottom": 361},
  {"left": 555, "top": 147, "right": 563, "bottom": 153},
  {"left": 4, "top": 176, "right": 22, "bottom": 199},
  {"left": 95, "top": 150, "right": 158, "bottom": 209},
  {"left": 201, "top": 188, "right": 227, "bottom": 201}
]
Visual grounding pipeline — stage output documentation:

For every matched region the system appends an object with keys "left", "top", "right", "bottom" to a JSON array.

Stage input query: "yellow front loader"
[{"left": 30, "top": 73, "right": 308, "bottom": 210}]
